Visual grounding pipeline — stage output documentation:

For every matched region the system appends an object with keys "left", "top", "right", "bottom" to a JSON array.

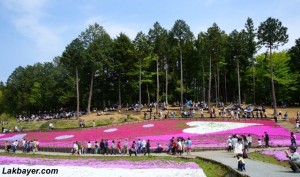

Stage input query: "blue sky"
[{"left": 1, "top": 0, "right": 300, "bottom": 83}]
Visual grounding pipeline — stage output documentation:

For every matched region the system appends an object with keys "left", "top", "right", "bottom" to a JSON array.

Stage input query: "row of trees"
[{"left": 0, "top": 17, "right": 299, "bottom": 117}]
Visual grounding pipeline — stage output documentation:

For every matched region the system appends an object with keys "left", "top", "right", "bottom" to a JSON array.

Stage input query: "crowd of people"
[
  {"left": 70, "top": 137, "right": 193, "bottom": 157},
  {"left": 16, "top": 111, "right": 84, "bottom": 122},
  {"left": 4, "top": 139, "right": 39, "bottom": 153},
  {"left": 225, "top": 132, "right": 272, "bottom": 172},
  {"left": 167, "top": 137, "right": 192, "bottom": 156},
  {"left": 71, "top": 139, "right": 152, "bottom": 156},
  {"left": 225, "top": 130, "right": 300, "bottom": 173}
]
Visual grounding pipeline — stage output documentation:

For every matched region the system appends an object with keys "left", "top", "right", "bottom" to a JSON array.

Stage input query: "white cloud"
[
  {"left": 84, "top": 16, "right": 144, "bottom": 39},
  {"left": 2, "top": 0, "right": 64, "bottom": 61}
]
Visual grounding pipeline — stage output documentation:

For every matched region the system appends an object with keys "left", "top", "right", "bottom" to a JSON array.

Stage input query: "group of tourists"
[
  {"left": 71, "top": 137, "right": 193, "bottom": 157},
  {"left": 226, "top": 131, "right": 299, "bottom": 173},
  {"left": 226, "top": 132, "right": 267, "bottom": 172},
  {"left": 72, "top": 139, "right": 151, "bottom": 156},
  {"left": 227, "top": 134, "right": 252, "bottom": 157},
  {"left": 167, "top": 137, "right": 192, "bottom": 156},
  {"left": 4, "top": 139, "right": 39, "bottom": 153}
]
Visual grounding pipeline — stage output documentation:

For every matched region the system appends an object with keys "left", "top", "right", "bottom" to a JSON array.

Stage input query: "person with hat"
[{"left": 285, "top": 146, "right": 300, "bottom": 172}]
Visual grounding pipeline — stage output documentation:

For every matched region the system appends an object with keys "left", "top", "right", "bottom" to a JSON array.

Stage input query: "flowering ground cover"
[
  {"left": 0, "top": 119, "right": 297, "bottom": 149},
  {"left": 261, "top": 149, "right": 300, "bottom": 161},
  {"left": 0, "top": 156, "right": 205, "bottom": 177}
]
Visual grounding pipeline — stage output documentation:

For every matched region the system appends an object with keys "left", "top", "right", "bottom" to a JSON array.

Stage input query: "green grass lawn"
[
  {"left": 249, "top": 152, "right": 290, "bottom": 168},
  {"left": 0, "top": 153, "right": 231, "bottom": 177},
  {"left": 0, "top": 113, "right": 142, "bottom": 132}
]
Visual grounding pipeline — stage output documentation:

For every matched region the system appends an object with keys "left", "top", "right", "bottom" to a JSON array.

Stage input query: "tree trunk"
[
  {"left": 252, "top": 61, "right": 256, "bottom": 105},
  {"left": 156, "top": 57, "right": 159, "bottom": 113},
  {"left": 118, "top": 76, "right": 121, "bottom": 107},
  {"left": 217, "top": 64, "right": 220, "bottom": 103},
  {"left": 165, "top": 60, "right": 168, "bottom": 105},
  {"left": 180, "top": 45, "right": 183, "bottom": 106},
  {"left": 224, "top": 72, "right": 227, "bottom": 104},
  {"left": 147, "top": 84, "right": 150, "bottom": 106},
  {"left": 237, "top": 57, "right": 241, "bottom": 106},
  {"left": 202, "top": 58, "right": 205, "bottom": 102},
  {"left": 102, "top": 67, "right": 106, "bottom": 109},
  {"left": 139, "top": 58, "right": 142, "bottom": 112},
  {"left": 208, "top": 52, "right": 212, "bottom": 109},
  {"left": 215, "top": 69, "right": 218, "bottom": 105},
  {"left": 87, "top": 72, "right": 94, "bottom": 114},
  {"left": 270, "top": 47, "right": 277, "bottom": 115},
  {"left": 76, "top": 66, "right": 80, "bottom": 119}
]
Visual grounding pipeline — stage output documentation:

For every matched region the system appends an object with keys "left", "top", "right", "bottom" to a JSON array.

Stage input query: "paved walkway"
[
  {"left": 0, "top": 149, "right": 298, "bottom": 177},
  {"left": 193, "top": 150, "right": 297, "bottom": 177}
]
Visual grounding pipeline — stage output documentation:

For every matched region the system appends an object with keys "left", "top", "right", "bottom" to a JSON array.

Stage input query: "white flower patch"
[
  {"left": 183, "top": 121, "right": 262, "bottom": 134},
  {"left": 0, "top": 133, "right": 27, "bottom": 141},
  {"left": 55, "top": 135, "right": 74, "bottom": 140},
  {"left": 143, "top": 124, "right": 154, "bottom": 128},
  {"left": 104, "top": 128, "right": 118, "bottom": 133},
  {"left": 0, "top": 165, "right": 206, "bottom": 177}
]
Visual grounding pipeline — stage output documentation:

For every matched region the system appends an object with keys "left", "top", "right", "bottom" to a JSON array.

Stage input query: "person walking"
[
  {"left": 141, "top": 140, "right": 146, "bottom": 154},
  {"left": 234, "top": 138, "right": 243, "bottom": 157},
  {"left": 247, "top": 134, "right": 252, "bottom": 150},
  {"left": 144, "top": 140, "right": 150, "bottom": 156},
  {"left": 110, "top": 140, "right": 116, "bottom": 155},
  {"left": 123, "top": 139, "right": 128, "bottom": 155},
  {"left": 291, "top": 132, "right": 297, "bottom": 147},
  {"left": 227, "top": 136, "right": 232, "bottom": 152},
  {"left": 186, "top": 138, "right": 192, "bottom": 156},
  {"left": 100, "top": 139, "right": 105, "bottom": 154},
  {"left": 129, "top": 141, "right": 137, "bottom": 156},
  {"left": 87, "top": 141, "right": 92, "bottom": 154},
  {"left": 264, "top": 132, "right": 270, "bottom": 148}
]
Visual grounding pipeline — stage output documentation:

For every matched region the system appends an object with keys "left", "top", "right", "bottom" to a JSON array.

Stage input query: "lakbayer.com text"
[{"left": 2, "top": 166, "right": 58, "bottom": 176}]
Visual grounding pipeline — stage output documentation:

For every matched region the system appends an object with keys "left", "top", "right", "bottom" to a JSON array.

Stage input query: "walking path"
[
  {"left": 193, "top": 149, "right": 297, "bottom": 177},
  {"left": 0, "top": 148, "right": 298, "bottom": 177}
]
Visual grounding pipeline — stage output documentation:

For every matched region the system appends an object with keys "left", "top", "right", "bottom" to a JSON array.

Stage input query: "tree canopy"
[{"left": 1, "top": 17, "right": 299, "bottom": 115}]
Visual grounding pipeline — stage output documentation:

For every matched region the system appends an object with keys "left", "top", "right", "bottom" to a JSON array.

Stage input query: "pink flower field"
[
  {"left": 0, "top": 156, "right": 206, "bottom": 177},
  {"left": 0, "top": 120, "right": 297, "bottom": 149},
  {"left": 261, "top": 149, "right": 300, "bottom": 161},
  {"left": 0, "top": 156, "right": 199, "bottom": 169}
]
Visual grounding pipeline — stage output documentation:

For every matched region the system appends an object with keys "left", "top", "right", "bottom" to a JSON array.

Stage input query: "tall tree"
[
  {"left": 244, "top": 17, "right": 257, "bottom": 104},
  {"left": 61, "top": 38, "right": 85, "bottom": 119},
  {"left": 79, "top": 23, "right": 109, "bottom": 114},
  {"left": 133, "top": 32, "right": 152, "bottom": 111},
  {"left": 257, "top": 17, "right": 288, "bottom": 115},
  {"left": 228, "top": 30, "right": 247, "bottom": 105},
  {"left": 148, "top": 22, "right": 168, "bottom": 112},
  {"left": 171, "top": 20, "right": 194, "bottom": 106},
  {"left": 204, "top": 23, "right": 225, "bottom": 109},
  {"left": 112, "top": 33, "right": 134, "bottom": 107}
]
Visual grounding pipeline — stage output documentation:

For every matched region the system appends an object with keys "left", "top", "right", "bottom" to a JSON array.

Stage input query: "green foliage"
[
  {"left": 29, "top": 82, "right": 42, "bottom": 106},
  {"left": 2, "top": 18, "right": 300, "bottom": 115},
  {"left": 257, "top": 17, "right": 288, "bottom": 49},
  {"left": 253, "top": 51, "right": 297, "bottom": 103}
]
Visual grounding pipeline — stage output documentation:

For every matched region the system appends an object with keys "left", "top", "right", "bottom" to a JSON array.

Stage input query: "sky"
[{"left": 0, "top": 0, "right": 300, "bottom": 83}]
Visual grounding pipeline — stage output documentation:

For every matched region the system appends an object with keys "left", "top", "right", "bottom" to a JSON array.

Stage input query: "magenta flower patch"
[{"left": 0, "top": 120, "right": 296, "bottom": 149}]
